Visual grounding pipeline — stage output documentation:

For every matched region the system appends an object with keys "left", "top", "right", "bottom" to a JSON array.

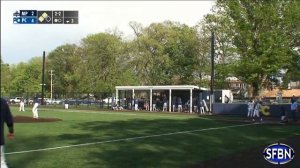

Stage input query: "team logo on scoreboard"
[{"left": 13, "top": 10, "right": 37, "bottom": 24}]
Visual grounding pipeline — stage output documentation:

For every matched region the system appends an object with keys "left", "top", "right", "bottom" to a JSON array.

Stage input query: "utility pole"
[{"left": 50, "top": 70, "right": 54, "bottom": 101}]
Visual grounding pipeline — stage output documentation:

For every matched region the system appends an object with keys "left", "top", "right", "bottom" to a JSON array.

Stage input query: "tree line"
[{"left": 1, "top": 0, "right": 300, "bottom": 97}]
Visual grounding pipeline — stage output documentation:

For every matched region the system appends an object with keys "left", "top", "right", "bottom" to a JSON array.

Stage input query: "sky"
[{"left": 1, "top": 1, "right": 214, "bottom": 64}]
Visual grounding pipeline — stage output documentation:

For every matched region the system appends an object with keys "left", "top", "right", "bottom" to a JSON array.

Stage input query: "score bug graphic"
[
  {"left": 263, "top": 143, "right": 295, "bottom": 165},
  {"left": 13, "top": 10, "right": 78, "bottom": 24}
]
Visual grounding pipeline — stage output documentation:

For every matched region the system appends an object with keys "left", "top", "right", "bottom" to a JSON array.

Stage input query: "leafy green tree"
[
  {"left": 79, "top": 32, "right": 136, "bottom": 93},
  {"left": 280, "top": 1, "right": 300, "bottom": 87},
  {"left": 1, "top": 59, "right": 11, "bottom": 95},
  {"left": 47, "top": 44, "right": 81, "bottom": 94},
  {"left": 129, "top": 22, "right": 171, "bottom": 85},
  {"left": 214, "top": 0, "right": 300, "bottom": 96},
  {"left": 129, "top": 21, "right": 203, "bottom": 85},
  {"left": 166, "top": 22, "right": 203, "bottom": 85},
  {"left": 9, "top": 62, "right": 27, "bottom": 93},
  {"left": 8, "top": 57, "right": 42, "bottom": 95},
  {"left": 24, "top": 57, "right": 43, "bottom": 93}
]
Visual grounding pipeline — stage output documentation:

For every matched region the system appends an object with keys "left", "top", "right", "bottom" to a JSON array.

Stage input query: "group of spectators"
[{"left": 114, "top": 96, "right": 207, "bottom": 114}]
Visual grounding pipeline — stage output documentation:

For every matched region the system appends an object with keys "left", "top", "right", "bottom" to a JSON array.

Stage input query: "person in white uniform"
[
  {"left": 32, "top": 96, "right": 39, "bottom": 119},
  {"left": 247, "top": 98, "right": 254, "bottom": 117},
  {"left": 19, "top": 97, "right": 25, "bottom": 112}
]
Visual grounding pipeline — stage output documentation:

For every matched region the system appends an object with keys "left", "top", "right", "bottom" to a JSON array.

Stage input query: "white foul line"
[{"left": 6, "top": 123, "right": 257, "bottom": 155}]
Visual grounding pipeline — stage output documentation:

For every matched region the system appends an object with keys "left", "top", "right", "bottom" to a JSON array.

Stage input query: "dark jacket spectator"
[
  {"left": 1, "top": 97, "right": 14, "bottom": 168},
  {"left": 1, "top": 98, "right": 14, "bottom": 145}
]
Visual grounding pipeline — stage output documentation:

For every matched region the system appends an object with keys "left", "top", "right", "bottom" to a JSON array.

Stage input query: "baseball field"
[{"left": 4, "top": 107, "right": 300, "bottom": 168}]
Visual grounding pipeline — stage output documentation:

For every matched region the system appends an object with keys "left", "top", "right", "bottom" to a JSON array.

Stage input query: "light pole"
[
  {"left": 210, "top": 31, "right": 215, "bottom": 113},
  {"left": 41, "top": 51, "right": 46, "bottom": 105},
  {"left": 50, "top": 70, "right": 54, "bottom": 101}
]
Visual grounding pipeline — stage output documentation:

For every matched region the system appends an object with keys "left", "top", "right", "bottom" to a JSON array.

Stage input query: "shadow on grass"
[
  {"left": 6, "top": 135, "right": 54, "bottom": 168},
  {"left": 6, "top": 116, "right": 300, "bottom": 168},
  {"left": 56, "top": 118, "right": 300, "bottom": 168}
]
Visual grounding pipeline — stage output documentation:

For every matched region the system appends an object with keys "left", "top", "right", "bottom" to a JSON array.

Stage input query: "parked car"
[
  {"left": 43, "top": 98, "right": 53, "bottom": 105},
  {"left": 51, "top": 99, "right": 63, "bottom": 105},
  {"left": 102, "top": 97, "right": 119, "bottom": 104},
  {"left": 10, "top": 97, "right": 22, "bottom": 104}
]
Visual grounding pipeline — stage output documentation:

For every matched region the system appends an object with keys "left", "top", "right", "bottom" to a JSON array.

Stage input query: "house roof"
[
  {"left": 261, "top": 89, "right": 300, "bottom": 98},
  {"left": 116, "top": 85, "right": 208, "bottom": 91}
]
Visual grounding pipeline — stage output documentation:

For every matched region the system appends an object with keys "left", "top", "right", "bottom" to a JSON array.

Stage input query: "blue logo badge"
[{"left": 263, "top": 143, "right": 295, "bottom": 165}]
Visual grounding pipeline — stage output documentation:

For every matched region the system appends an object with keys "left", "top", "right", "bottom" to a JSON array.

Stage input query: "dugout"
[{"left": 115, "top": 85, "right": 207, "bottom": 113}]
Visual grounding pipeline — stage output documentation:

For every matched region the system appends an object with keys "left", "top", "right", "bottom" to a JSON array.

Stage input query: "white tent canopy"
[{"left": 115, "top": 85, "right": 207, "bottom": 113}]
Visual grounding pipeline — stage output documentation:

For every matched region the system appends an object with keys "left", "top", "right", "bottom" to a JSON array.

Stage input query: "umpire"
[{"left": 1, "top": 98, "right": 14, "bottom": 168}]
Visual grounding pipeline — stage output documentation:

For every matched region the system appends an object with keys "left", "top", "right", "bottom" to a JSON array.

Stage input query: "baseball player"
[
  {"left": 163, "top": 97, "right": 168, "bottom": 111},
  {"left": 152, "top": 98, "right": 157, "bottom": 111},
  {"left": 64, "top": 98, "right": 69, "bottom": 109},
  {"left": 1, "top": 98, "right": 15, "bottom": 168},
  {"left": 177, "top": 97, "right": 182, "bottom": 112},
  {"left": 134, "top": 98, "right": 139, "bottom": 111},
  {"left": 19, "top": 97, "right": 25, "bottom": 112},
  {"left": 172, "top": 96, "right": 176, "bottom": 112},
  {"left": 252, "top": 99, "right": 260, "bottom": 121},
  {"left": 198, "top": 100, "right": 205, "bottom": 115},
  {"left": 32, "top": 96, "right": 39, "bottom": 119},
  {"left": 247, "top": 98, "right": 254, "bottom": 117}
]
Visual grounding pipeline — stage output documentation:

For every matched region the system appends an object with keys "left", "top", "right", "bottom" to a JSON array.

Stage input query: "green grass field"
[{"left": 4, "top": 106, "right": 300, "bottom": 168}]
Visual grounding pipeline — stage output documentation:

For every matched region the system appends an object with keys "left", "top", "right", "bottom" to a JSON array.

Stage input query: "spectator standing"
[
  {"left": 152, "top": 98, "right": 157, "bottom": 111},
  {"left": 192, "top": 98, "right": 197, "bottom": 113},
  {"left": 177, "top": 97, "right": 182, "bottom": 112},
  {"left": 291, "top": 95, "right": 296, "bottom": 104},
  {"left": 144, "top": 100, "right": 150, "bottom": 111},
  {"left": 172, "top": 96, "right": 176, "bottom": 112}
]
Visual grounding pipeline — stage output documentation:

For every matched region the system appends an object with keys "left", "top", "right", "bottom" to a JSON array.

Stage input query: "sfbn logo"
[{"left": 263, "top": 143, "right": 295, "bottom": 165}]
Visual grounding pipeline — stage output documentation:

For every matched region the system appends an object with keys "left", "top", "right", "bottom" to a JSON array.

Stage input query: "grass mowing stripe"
[{"left": 6, "top": 123, "right": 257, "bottom": 155}]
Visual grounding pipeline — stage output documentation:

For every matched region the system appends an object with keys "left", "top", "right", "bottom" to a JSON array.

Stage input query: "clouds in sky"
[{"left": 1, "top": 1, "right": 214, "bottom": 64}]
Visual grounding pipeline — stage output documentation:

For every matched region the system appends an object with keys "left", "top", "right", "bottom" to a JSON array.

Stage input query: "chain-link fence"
[{"left": 1, "top": 92, "right": 122, "bottom": 109}]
